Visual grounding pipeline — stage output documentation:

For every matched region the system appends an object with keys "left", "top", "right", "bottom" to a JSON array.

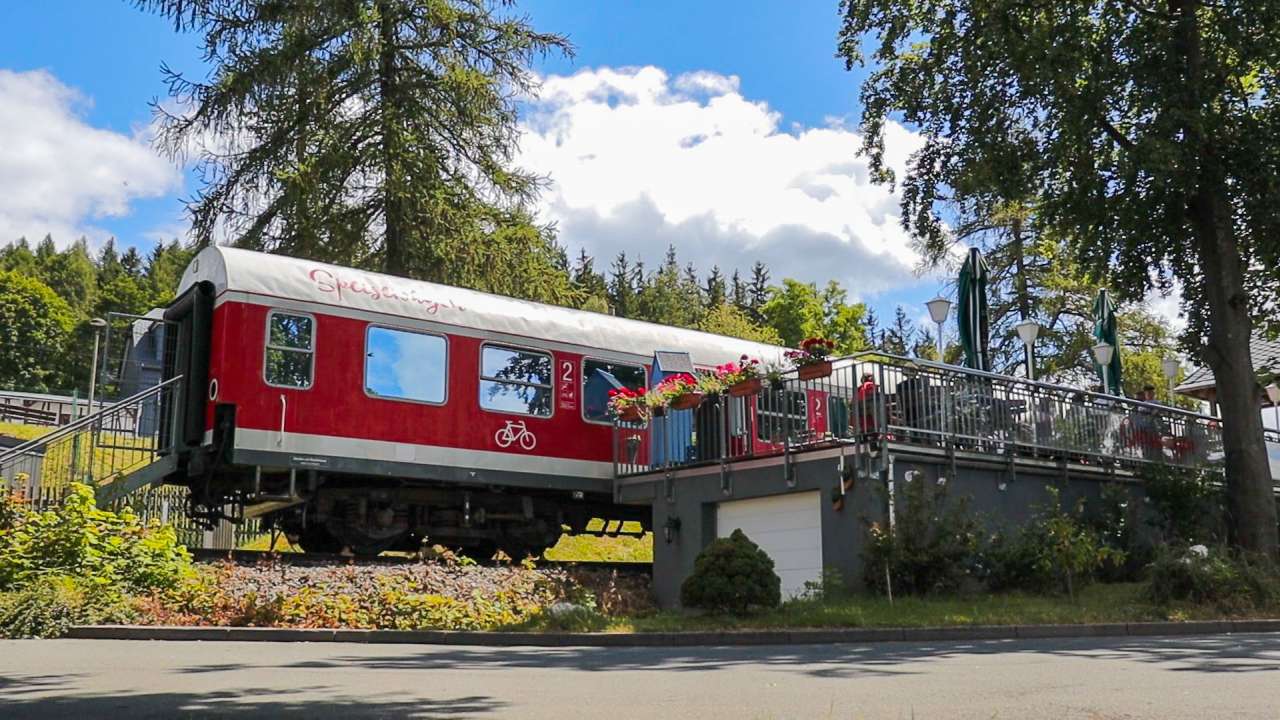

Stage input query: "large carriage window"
[
  {"left": 582, "top": 359, "right": 647, "bottom": 423},
  {"left": 756, "top": 388, "right": 807, "bottom": 442},
  {"left": 480, "top": 344, "right": 553, "bottom": 417},
  {"left": 365, "top": 327, "right": 447, "bottom": 404},
  {"left": 264, "top": 311, "right": 314, "bottom": 388}
]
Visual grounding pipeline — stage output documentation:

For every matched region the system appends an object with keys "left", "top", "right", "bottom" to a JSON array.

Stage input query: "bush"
[
  {"left": 1146, "top": 546, "right": 1280, "bottom": 612},
  {"left": 1142, "top": 464, "right": 1226, "bottom": 546},
  {"left": 984, "top": 487, "right": 1121, "bottom": 599},
  {"left": 863, "top": 475, "right": 982, "bottom": 596},
  {"left": 0, "top": 574, "right": 135, "bottom": 638},
  {"left": 0, "top": 483, "right": 191, "bottom": 595},
  {"left": 680, "top": 529, "right": 781, "bottom": 613}
]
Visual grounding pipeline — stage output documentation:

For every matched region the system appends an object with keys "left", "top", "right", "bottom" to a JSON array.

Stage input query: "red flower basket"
[
  {"left": 669, "top": 391, "right": 705, "bottom": 411},
  {"left": 797, "top": 360, "right": 833, "bottom": 381},
  {"left": 618, "top": 405, "right": 645, "bottom": 422},
  {"left": 728, "top": 377, "right": 762, "bottom": 397}
]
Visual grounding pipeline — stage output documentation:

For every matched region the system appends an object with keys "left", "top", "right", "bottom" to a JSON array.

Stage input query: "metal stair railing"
[{"left": 0, "top": 375, "right": 184, "bottom": 498}]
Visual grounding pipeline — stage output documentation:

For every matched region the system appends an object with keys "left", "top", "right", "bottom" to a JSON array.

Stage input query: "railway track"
[{"left": 190, "top": 547, "right": 652, "bottom": 574}]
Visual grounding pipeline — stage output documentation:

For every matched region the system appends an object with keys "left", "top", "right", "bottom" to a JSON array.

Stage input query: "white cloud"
[
  {"left": 519, "top": 66, "right": 928, "bottom": 296},
  {"left": 0, "top": 69, "right": 181, "bottom": 246}
]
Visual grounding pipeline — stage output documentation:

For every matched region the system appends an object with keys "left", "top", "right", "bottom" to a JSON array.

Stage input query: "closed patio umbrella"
[
  {"left": 957, "top": 248, "right": 991, "bottom": 372},
  {"left": 1092, "top": 289, "right": 1123, "bottom": 394}
]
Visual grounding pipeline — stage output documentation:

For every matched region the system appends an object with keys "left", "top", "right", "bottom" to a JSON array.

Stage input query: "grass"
[
  {"left": 0, "top": 421, "right": 51, "bottom": 442},
  {"left": 544, "top": 520, "right": 653, "bottom": 563},
  {"left": 520, "top": 582, "right": 1279, "bottom": 633}
]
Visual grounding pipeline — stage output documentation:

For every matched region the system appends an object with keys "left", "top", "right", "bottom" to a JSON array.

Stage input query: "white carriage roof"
[{"left": 178, "top": 246, "right": 789, "bottom": 366}]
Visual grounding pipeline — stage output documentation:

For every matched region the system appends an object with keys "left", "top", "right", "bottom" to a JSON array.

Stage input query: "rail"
[
  {"left": 614, "top": 352, "right": 1248, "bottom": 477},
  {"left": 0, "top": 375, "right": 184, "bottom": 496}
]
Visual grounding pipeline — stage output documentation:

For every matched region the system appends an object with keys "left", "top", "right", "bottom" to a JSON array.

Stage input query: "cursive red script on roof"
[{"left": 307, "top": 268, "right": 463, "bottom": 315}]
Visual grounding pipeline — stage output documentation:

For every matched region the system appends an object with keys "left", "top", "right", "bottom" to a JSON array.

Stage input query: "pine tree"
[
  {"left": 747, "top": 261, "right": 770, "bottom": 322},
  {"left": 730, "top": 269, "right": 747, "bottom": 311},
  {"left": 140, "top": 0, "right": 570, "bottom": 286},
  {"left": 705, "top": 266, "right": 727, "bottom": 309},
  {"left": 608, "top": 252, "right": 635, "bottom": 318}
]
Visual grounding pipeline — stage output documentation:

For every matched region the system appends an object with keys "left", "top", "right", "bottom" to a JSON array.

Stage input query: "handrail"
[
  {"left": 822, "top": 351, "right": 1217, "bottom": 423},
  {"left": 0, "top": 375, "right": 184, "bottom": 466}
]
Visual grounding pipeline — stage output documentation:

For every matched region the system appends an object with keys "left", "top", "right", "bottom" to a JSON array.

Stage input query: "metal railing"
[
  {"left": 0, "top": 375, "right": 183, "bottom": 496},
  {"left": 614, "top": 352, "right": 1240, "bottom": 477}
]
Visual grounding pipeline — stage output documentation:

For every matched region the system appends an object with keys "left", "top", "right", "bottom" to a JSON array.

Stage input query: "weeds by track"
[{"left": 190, "top": 548, "right": 651, "bottom": 574}]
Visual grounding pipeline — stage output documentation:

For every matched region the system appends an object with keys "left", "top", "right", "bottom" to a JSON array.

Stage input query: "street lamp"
[
  {"left": 925, "top": 296, "right": 952, "bottom": 362},
  {"left": 1013, "top": 320, "right": 1040, "bottom": 381},
  {"left": 1161, "top": 356, "right": 1181, "bottom": 402},
  {"left": 87, "top": 317, "right": 108, "bottom": 416},
  {"left": 1091, "top": 342, "right": 1114, "bottom": 395}
]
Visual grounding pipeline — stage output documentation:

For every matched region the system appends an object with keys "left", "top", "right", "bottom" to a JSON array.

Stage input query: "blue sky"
[{"left": 0, "top": 0, "right": 938, "bottom": 320}]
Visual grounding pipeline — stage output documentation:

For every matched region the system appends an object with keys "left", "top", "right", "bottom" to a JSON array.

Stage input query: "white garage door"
[{"left": 717, "top": 491, "right": 822, "bottom": 599}]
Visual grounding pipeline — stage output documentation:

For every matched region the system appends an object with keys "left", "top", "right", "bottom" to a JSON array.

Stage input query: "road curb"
[{"left": 65, "top": 619, "right": 1280, "bottom": 647}]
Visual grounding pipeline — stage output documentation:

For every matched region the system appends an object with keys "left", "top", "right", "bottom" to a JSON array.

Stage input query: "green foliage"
[
  {"left": 761, "top": 278, "right": 871, "bottom": 353},
  {"left": 1142, "top": 464, "right": 1227, "bottom": 546},
  {"left": 680, "top": 529, "right": 781, "bottom": 613},
  {"left": 138, "top": 0, "right": 571, "bottom": 285},
  {"left": 0, "top": 269, "right": 74, "bottom": 391},
  {"left": 0, "top": 484, "right": 192, "bottom": 596},
  {"left": 1146, "top": 547, "right": 1280, "bottom": 613},
  {"left": 838, "top": 0, "right": 1280, "bottom": 555},
  {"left": 863, "top": 476, "right": 983, "bottom": 596},
  {"left": 698, "top": 303, "right": 783, "bottom": 345},
  {"left": 985, "top": 488, "right": 1123, "bottom": 599},
  {"left": 0, "top": 574, "right": 136, "bottom": 639}
]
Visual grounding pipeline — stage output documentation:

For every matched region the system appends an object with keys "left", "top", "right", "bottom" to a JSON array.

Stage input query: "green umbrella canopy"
[
  {"left": 1092, "top": 289, "right": 1123, "bottom": 394},
  {"left": 957, "top": 248, "right": 992, "bottom": 372}
]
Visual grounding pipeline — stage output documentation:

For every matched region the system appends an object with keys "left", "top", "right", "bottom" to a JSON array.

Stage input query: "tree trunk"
[
  {"left": 377, "top": 0, "right": 407, "bottom": 275},
  {"left": 1009, "top": 217, "right": 1036, "bottom": 375},
  {"left": 1172, "top": 0, "right": 1277, "bottom": 558},
  {"left": 1190, "top": 189, "right": 1278, "bottom": 557}
]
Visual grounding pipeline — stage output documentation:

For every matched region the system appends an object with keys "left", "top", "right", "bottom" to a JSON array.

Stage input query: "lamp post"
[
  {"left": 1266, "top": 383, "right": 1280, "bottom": 431},
  {"left": 1092, "top": 342, "right": 1115, "bottom": 395},
  {"left": 1161, "top": 356, "right": 1180, "bottom": 403},
  {"left": 1013, "top": 320, "right": 1040, "bottom": 381},
  {"left": 925, "top": 296, "right": 952, "bottom": 362},
  {"left": 87, "top": 317, "right": 108, "bottom": 415},
  {"left": 85, "top": 317, "right": 107, "bottom": 484}
]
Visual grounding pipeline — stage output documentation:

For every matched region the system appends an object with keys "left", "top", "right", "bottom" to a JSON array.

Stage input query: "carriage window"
[
  {"left": 479, "top": 344, "right": 553, "bottom": 417},
  {"left": 365, "top": 327, "right": 447, "bottom": 404},
  {"left": 264, "top": 311, "right": 314, "bottom": 388},
  {"left": 756, "top": 389, "right": 807, "bottom": 442},
  {"left": 582, "top": 359, "right": 647, "bottom": 423}
]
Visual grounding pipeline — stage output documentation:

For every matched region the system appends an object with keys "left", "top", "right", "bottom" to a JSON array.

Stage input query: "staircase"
[{"left": 0, "top": 376, "right": 184, "bottom": 506}]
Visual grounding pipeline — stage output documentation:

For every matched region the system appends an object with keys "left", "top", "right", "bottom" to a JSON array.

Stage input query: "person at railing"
[
  {"left": 853, "top": 371, "right": 879, "bottom": 435},
  {"left": 1125, "top": 384, "right": 1166, "bottom": 461}
]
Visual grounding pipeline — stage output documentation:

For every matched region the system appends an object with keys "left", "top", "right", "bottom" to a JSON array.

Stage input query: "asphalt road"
[{"left": 1, "top": 634, "right": 1278, "bottom": 719}]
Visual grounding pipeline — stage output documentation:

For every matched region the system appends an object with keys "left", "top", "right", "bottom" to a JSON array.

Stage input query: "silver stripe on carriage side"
[{"left": 234, "top": 428, "right": 615, "bottom": 479}]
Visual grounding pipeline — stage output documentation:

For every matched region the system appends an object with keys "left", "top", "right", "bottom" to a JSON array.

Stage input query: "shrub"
[
  {"left": 1142, "top": 464, "right": 1226, "bottom": 546},
  {"left": 984, "top": 487, "right": 1122, "bottom": 599},
  {"left": 0, "top": 574, "right": 135, "bottom": 638},
  {"left": 1146, "top": 546, "right": 1280, "bottom": 612},
  {"left": 863, "top": 475, "right": 982, "bottom": 596},
  {"left": 1086, "top": 483, "right": 1149, "bottom": 582},
  {"left": 0, "top": 483, "right": 191, "bottom": 595},
  {"left": 799, "top": 567, "right": 852, "bottom": 603},
  {"left": 680, "top": 529, "right": 781, "bottom": 613}
]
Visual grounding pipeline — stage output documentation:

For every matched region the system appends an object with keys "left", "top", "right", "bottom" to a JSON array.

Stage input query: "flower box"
[
  {"left": 669, "top": 391, "right": 704, "bottom": 411},
  {"left": 617, "top": 405, "right": 646, "bottom": 423},
  {"left": 728, "top": 377, "right": 762, "bottom": 397},
  {"left": 797, "top": 360, "right": 833, "bottom": 381}
]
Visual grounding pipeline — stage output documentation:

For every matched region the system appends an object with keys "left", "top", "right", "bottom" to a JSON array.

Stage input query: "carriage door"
[{"left": 161, "top": 280, "right": 215, "bottom": 451}]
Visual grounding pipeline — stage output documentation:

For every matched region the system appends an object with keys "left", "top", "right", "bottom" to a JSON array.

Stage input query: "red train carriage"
[{"left": 160, "top": 246, "right": 786, "bottom": 556}]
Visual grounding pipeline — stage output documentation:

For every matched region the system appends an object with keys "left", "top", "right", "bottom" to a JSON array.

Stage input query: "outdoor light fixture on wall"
[{"left": 663, "top": 516, "right": 682, "bottom": 544}]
